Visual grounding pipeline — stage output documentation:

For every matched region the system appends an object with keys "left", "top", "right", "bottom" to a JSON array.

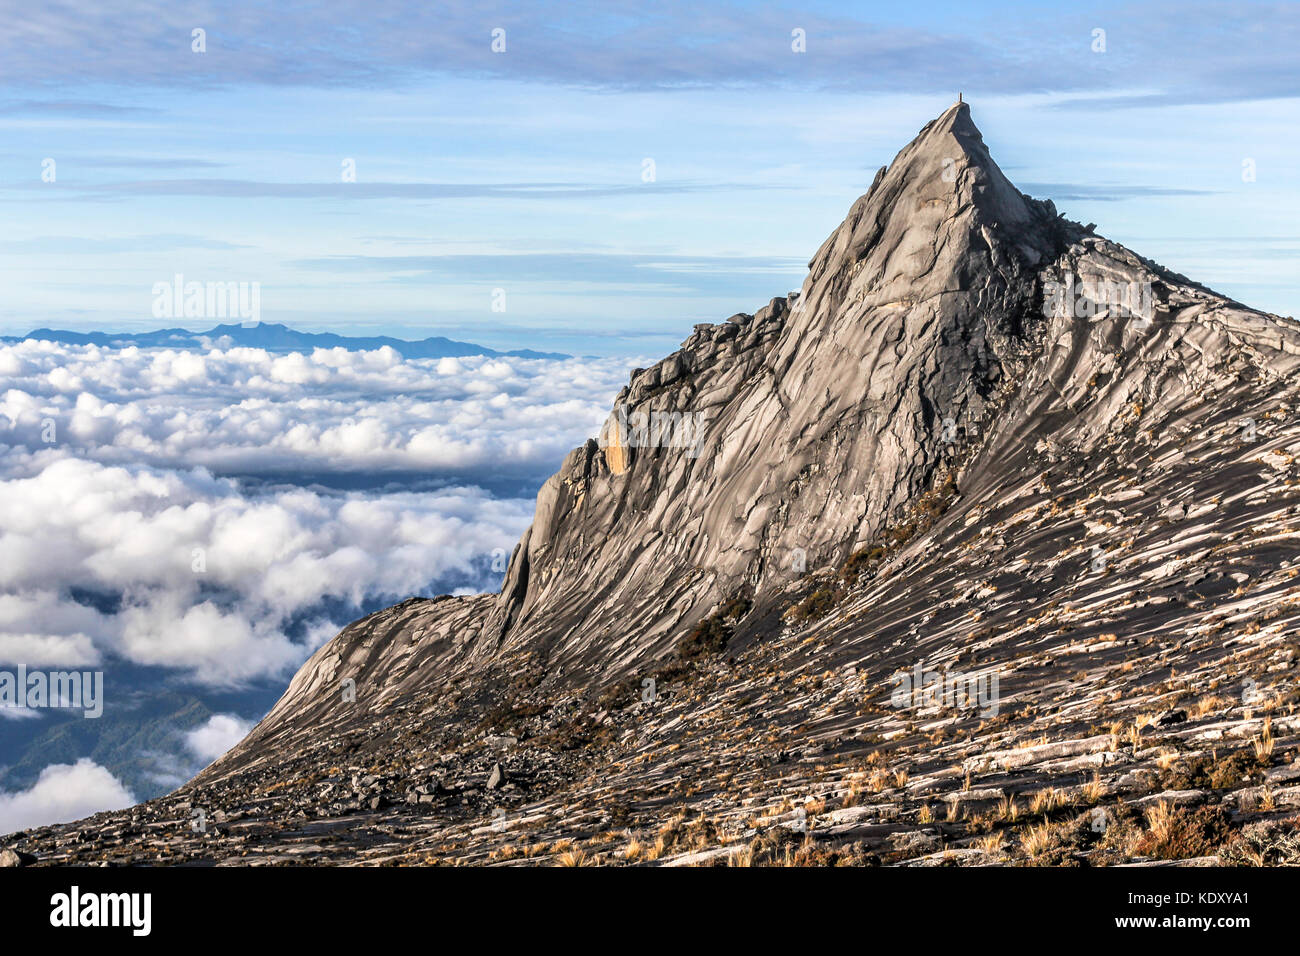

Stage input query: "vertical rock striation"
[{"left": 196, "top": 102, "right": 1299, "bottom": 792}]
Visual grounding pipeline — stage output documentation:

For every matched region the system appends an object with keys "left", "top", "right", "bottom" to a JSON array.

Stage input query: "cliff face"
[
  {"left": 16, "top": 103, "right": 1300, "bottom": 866},
  {"left": 482, "top": 103, "right": 1066, "bottom": 676},
  {"left": 200, "top": 102, "right": 1300, "bottom": 786},
  {"left": 211, "top": 102, "right": 1071, "bottom": 768}
]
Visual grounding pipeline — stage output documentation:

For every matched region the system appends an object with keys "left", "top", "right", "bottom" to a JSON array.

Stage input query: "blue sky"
[{"left": 2, "top": 0, "right": 1297, "bottom": 355}]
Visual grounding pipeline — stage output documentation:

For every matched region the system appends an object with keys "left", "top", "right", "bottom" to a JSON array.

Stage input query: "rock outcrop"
[
  {"left": 11, "top": 102, "right": 1300, "bottom": 866},
  {"left": 209, "top": 103, "right": 1080, "bottom": 776}
]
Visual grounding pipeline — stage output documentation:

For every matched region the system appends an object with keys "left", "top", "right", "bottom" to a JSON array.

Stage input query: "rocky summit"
[{"left": 9, "top": 103, "right": 1300, "bottom": 867}]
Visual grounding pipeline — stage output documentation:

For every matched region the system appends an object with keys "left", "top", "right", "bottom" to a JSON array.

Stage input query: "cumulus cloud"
[
  {"left": 185, "top": 714, "right": 255, "bottom": 765},
  {"left": 0, "top": 341, "right": 631, "bottom": 478},
  {"left": 0, "top": 342, "right": 634, "bottom": 686},
  {"left": 0, "top": 456, "right": 534, "bottom": 684},
  {"left": 0, "top": 759, "right": 134, "bottom": 836}
]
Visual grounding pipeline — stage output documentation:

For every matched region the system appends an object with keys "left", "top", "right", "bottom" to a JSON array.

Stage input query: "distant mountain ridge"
[{"left": 2, "top": 322, "right": 570, "bottom": 360}]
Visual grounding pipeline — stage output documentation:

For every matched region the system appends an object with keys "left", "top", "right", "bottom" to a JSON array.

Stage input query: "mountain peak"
[
  {"left": 19, "top": 104, "right": 1300, "bottom": 869},
  {"left": 210, "top": 108, "right": 1090, "bottom": 711},
  {"left": 875, "top": 100, "right": 1041, "bottom": 236},
  {"left": 796, "top": 102, "right": 1054, "bottom": 320}
]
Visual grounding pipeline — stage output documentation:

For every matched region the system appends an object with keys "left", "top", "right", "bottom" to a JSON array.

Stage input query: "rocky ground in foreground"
[
  {"left": 8, "top": 516, "right": 1300, "bottom": 868},
  {"left": 5, "top": 667, "right": 1299, "bottom": 867}
]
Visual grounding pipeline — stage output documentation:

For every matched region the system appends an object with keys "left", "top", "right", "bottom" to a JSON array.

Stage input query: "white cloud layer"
[
  {"left": 0, "top": 457, "right": 537, "bottom": 684},
  {"left": 0, "top": 341, "right": 634, "bottom": 686},
  {"left": 0, "top": 759, "right": 134, "bottom": 836},
  {"left": 0, "top": 341, "right": 631, "bottom": 477}
]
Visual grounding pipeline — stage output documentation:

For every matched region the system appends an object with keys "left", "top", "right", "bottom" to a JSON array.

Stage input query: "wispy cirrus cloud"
[
  {"left": 24, "top": 179, "right": 784, "bottom": 202},
  {"left": 3, "top": 1, "right": 1298, "bottom": 106},
  {"left": 71, "top": 156, "right": 229, "bottom": 170},
  {"left": 290, "top": 251, "right": 806, "bottom": 295},
  {"left": 0, "top": 234, "right": 249, "bottom": 254},
  {"left": 1019, "top": 183, "right": 1220, "bottom": 202},
  {"left": 0, "top": 99, "right": 159, "bottom": 117},
  {"left": 0, "top": 2, "right": 1020, "bottom": 92}
]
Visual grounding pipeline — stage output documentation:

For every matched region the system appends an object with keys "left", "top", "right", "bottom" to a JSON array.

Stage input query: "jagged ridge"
[
  {"left": 206, "top": 102, "right": 1298, "bottom": 784},
  {"left": 12, "top": 103, "right": 1300, "bottom": 867}
]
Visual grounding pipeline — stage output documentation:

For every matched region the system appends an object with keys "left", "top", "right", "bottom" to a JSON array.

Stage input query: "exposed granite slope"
[
  {"left": 9, "top": 103, "right": 1300, "bottom": 866},
  {"left": 213, "top": 102, "right": 1078, "bottom": 773}
]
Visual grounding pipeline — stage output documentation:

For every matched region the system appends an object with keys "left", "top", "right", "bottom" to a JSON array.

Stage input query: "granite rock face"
[
  {"left": 14, "top": 103, "right": 1300, "bottom": 866},
  {"left": 218, "top": 102, "right": 1080, "bottom": 766},
  {"left": 481, "top": 102, "right": 1065, "bottom": 676}
]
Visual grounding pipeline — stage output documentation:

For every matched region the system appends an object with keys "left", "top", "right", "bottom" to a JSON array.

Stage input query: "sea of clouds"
[{"left": 0, "top": 339, "right": 634, "bottom": 832}]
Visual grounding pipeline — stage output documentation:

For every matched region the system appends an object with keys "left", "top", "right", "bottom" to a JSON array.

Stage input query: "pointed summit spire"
[{"left": 796, "top": 100, "right": 1049, "bottom": 319}]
